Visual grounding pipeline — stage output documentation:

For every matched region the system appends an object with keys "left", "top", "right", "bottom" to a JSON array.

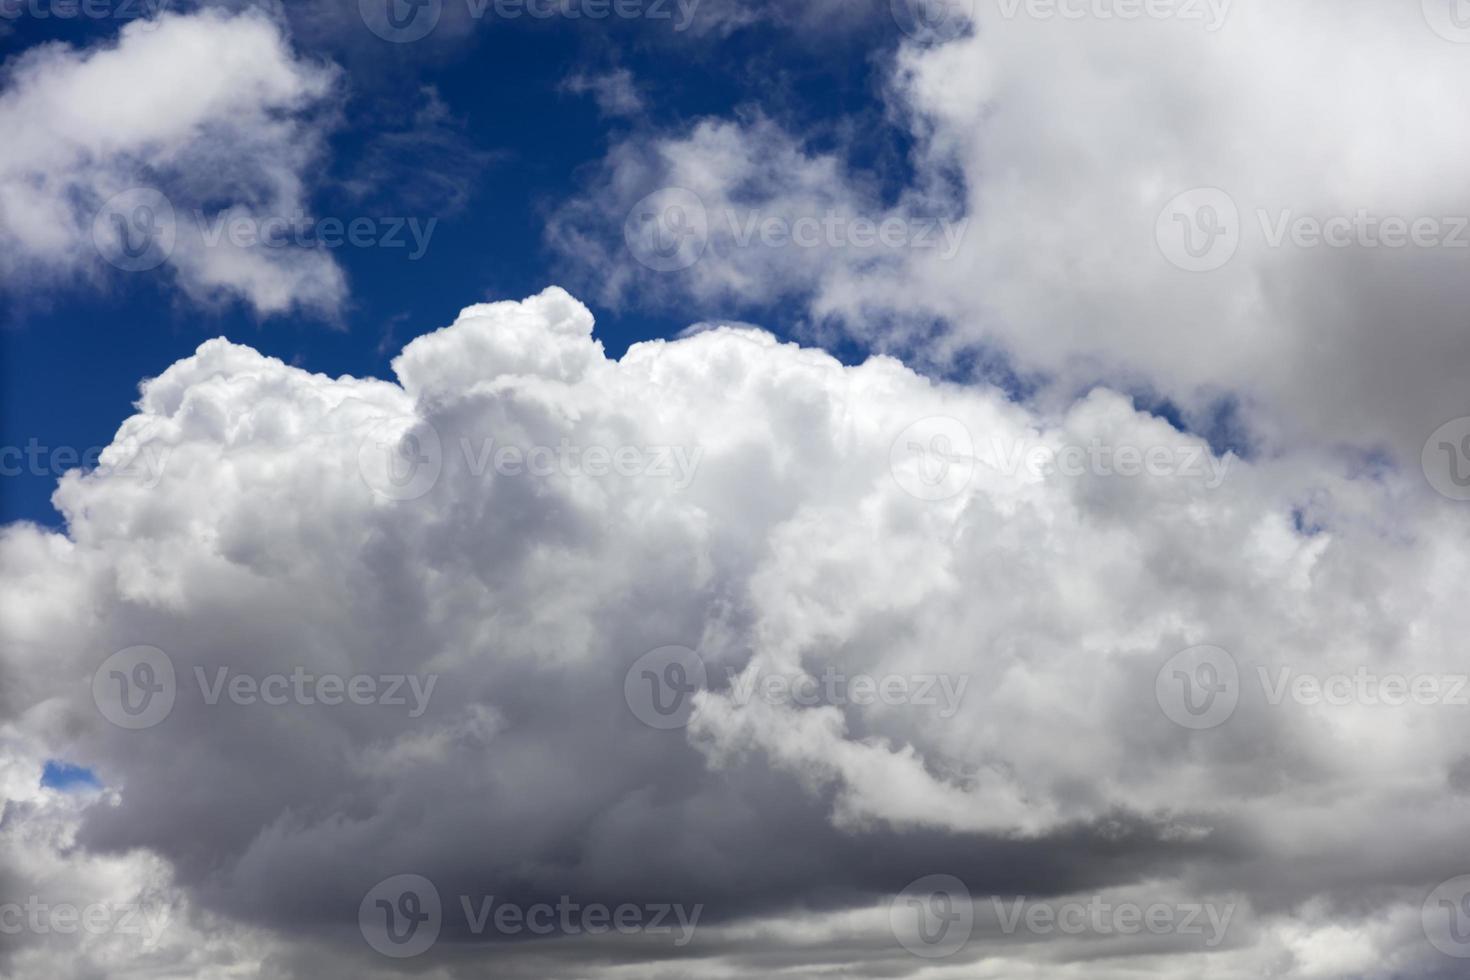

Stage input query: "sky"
[{"left": 4, "top": 1, "right": 1470, "bottom": 978}]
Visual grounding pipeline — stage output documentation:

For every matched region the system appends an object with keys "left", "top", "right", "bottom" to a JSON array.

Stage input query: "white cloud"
[
  {"left": 549, "top": 1, "right": 1470, "bottom": 461},
  {"left": 3, "top": 287, "right": 1469, "bottom": 977},
  {"left": 561, "top": 68, "right": 645, "bottom": 117},
  {"left": 0, "top": 9, "right": 345, "bottom": 316}
]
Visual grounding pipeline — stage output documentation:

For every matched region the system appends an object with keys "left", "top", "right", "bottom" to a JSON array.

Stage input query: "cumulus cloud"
[
  {"left": 2, "top": 287, "right": 1468, "bottom": 977},
  {"left": 0, "top": 9, "right": 345, "bottom": 316},
  {"left": 548, "top": 1, "right": 1470, "bottom": 461}
]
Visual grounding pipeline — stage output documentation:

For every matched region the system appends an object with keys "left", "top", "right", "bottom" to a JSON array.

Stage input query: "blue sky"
[{"left": 0, "top": 2, "right": 907, "bottom": 525}]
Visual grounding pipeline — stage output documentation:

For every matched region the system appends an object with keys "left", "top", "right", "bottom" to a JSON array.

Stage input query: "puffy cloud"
[
  {"left": 549, "top": 1, "right": 1470, "bottom": 459},
  {"left": 0, "top": 9, "right": 345, "bottom": 315},
  {"left": 2, "top": 287, "right": 1468, "bottom": 977}
]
